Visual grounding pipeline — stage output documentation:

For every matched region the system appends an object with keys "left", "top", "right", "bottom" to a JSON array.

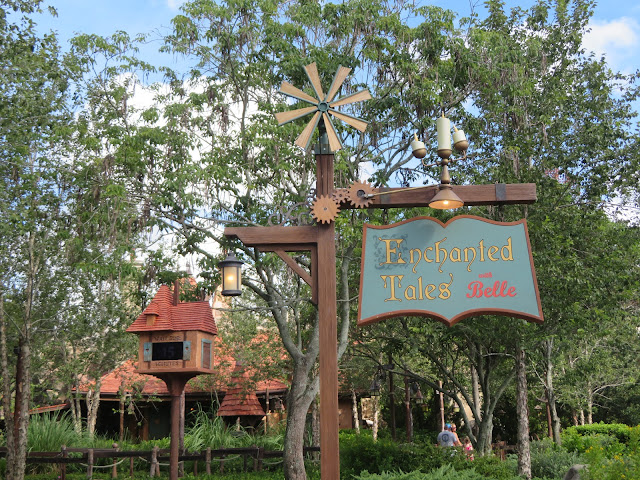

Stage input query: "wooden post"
[
  {"left": 257, "top": 447, "right": 264, "bottom": 472},
  {"left": 112, "top": 443, "right": 119, "bottom": 479},
  {"left": 87, "top": 448, "right": 94, "bottom": 479},
  {"left": 219, "top": 453, "right": 225, "bottom": 474},
  {"left": 316, "top": 148, "right": 340, "bottom": 480},
  {"left": 205, "top": 447, "right": 211, "bottom": 475},
  {"left": 179, "top": 390, "right": 185, "bottom": 478},
  {"left": 129, "top": 457, "right": 134, "bottom": 478},
  {"left": 61, "top": 445, "right": 67, "bottom": 480},
  {"left": 165, "top": 375, "right": 190, "bottom": 480},
  {"left": 150, "top": 446, "right": 159, "bottom": 477}
]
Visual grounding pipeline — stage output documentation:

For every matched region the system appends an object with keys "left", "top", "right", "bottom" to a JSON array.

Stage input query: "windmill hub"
[{"left": 275, "top": 62, "right": 371, "bottom": 152}]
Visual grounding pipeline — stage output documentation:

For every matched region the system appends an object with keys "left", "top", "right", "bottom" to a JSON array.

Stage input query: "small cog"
[
  {"left": 311, "top": 195, "right": 341, "bottom": 224},
  {"left": 348, "top": 181, "right": 374, "bottom": 208},
  {"left": 332, "top": 188, "right": 349, "bottom": 204}
]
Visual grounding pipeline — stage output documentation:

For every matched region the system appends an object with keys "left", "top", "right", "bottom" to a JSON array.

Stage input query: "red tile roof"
[
  {"left": 217, "top": 362, "right": 266, "bottom": 417},
  {"left": 29, "top": 403, "right": 70, "bottom": 415},
  {"left": 85, "top": 350, "right": 288, "bottom": 398},
  {"left": 126, "top": 285, "right": 217, "bottom": 335}
]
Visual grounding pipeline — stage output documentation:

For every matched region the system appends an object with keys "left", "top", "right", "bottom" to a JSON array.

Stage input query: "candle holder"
[{"left": 410, "top": 114, "right": 469, "bottom": 210}]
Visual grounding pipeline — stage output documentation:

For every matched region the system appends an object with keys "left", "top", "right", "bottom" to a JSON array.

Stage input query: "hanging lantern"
[
  {"left": 429, "top": 184, "right": 464, "bottom": 210},
  {"left": 219, "top": 252, "right": 243, "bottom": 296},
  {"left": 369, "top": 377, "right": 381, "bottom": 397}
]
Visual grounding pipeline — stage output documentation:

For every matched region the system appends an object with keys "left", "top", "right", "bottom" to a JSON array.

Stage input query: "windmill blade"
[
  {"left": 304, "top": 63, "right": 325, "bottom": 102},
  {"left": 329, "top": 110, "right": 368, "bottom": 132},
  {"left": 275, "top": 106, "right": 318, "bottom": 126},
  {"left": 295, "top": 111, "right": 321, "bottom": 150},
  {"left": 322, "top": 112, "right": 343, "bottom": 152},
  {"left": 330, "top": 89, "right": 372, "bottom": 108},
  {"left": 279, "top": 81, "right": 319, "bottom": 105},
  {"left": 325, "top": 66, "right": 351, "bottom": 103}
]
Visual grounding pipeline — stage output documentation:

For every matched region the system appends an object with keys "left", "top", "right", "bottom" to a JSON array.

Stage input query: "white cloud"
[
  {"left": 583, "top": 17, "right": 640, "bottom": 70},
  {"left": 167, "top": 0, "right": 186, "bottom": 11}
]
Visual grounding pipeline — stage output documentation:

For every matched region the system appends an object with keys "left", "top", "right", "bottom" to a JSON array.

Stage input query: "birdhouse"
[{"left": 126, "top": 283, "right": 217, "bottom": 376}]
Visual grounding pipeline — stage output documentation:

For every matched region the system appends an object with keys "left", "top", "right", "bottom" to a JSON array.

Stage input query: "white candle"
[
  {"left": 436, "top": 116, "right": 451, "bottom": 152},
  {"left": 453, "top": 129, "right": 466, "bottom": 145}
]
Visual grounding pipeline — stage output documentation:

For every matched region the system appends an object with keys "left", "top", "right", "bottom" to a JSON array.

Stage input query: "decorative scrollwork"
[{"left": 266, "top": 202, "right": 315, "bottom": 226}]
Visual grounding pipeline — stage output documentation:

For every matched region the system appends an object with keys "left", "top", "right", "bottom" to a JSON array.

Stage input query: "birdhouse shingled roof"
[
  {"left": 217, "top": 361, "right": 266, "bottom": 417},
  {"left": 126, "top": 284, "right": 218, "bottom": 335}
]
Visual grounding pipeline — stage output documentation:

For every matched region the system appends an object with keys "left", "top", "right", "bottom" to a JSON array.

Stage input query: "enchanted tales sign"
[{"left": 357, "top": 216, "right": 544, "bottom": 327}]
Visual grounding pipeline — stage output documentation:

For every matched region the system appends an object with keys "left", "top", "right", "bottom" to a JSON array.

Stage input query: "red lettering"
[
  {"left": 467, "top": 281, "right": 484, "bottom": 298},
  {"left": 468, "top": 280, "right": 517, "bottom": 298}
]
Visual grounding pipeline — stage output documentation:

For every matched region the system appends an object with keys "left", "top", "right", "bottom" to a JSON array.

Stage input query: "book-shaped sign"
[{"left": 358, "top": 216, "right": 543, "bottom": 327}]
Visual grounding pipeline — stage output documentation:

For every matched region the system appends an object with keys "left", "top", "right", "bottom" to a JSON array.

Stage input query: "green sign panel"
[{"left": 358, "top": 216, "right": 543, "bottom": 327}]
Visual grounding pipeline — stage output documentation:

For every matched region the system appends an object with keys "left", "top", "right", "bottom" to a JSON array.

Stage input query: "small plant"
[{"left": 27, "top": 411, "right": 80, "bottom": 452}]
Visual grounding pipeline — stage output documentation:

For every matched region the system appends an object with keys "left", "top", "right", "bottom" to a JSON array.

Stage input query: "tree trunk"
[
  {"left": 86, "top": 378, "right": 103, "bottom": 438},
  {"left": 0, "top": 291, "right": 17, "bottom": 480},
  {"left": 544, "top": 339, "right": 561, "bottom": 444},
  {"left": 404, "top": 377, "right": 412, "bottom": 442},
  {"left": 11, "top": 336, "right": 31, "bottom": 480},
  {"left": 471, "top": 365, "right": 481, "bottom": 436},
  {"left": 475, "top": 414, "right": 494, "bottom": 455},
  {"left": 516, "top": 342, "right": 531, "bottom": 479},
  {"left": 351, "top": 388, "right": 360, "bottom": 434},
  {"left": 71, "top": 388, "right": 83, "bottom": 434},
  {"left": 283, "top": 363, "right": 315, "bottom": 480},
  {"left": 311, "top": 395, "right": 320, "bottom": 460},
  {"left": 580, "top": 409, "right": 585, "bottom": 425},
  {"left": 372, "top": 394, "right": 380, "bottom": 442},
  {"left": 388, "top": 367, "right": 396, "bottom": 439}
]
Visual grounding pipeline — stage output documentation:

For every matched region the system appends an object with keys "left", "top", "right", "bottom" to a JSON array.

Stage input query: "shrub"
[
  {"left": 529, "top": 438, "right": 585, "bottom": 480},
  {"left": 562, "top": 423, "right": 632, "bottom": 447},
  {"left": 340, "top": 431, "right": 447, "bottom": 478},
  {"left": 27, "top": 411, "right": 79, "bottom": 452},
  {"left": 353, "top": 465, "right": 512, "bottom": 480}
]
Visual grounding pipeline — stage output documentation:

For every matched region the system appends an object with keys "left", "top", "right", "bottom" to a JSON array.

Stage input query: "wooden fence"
[{"left": 0, "top": 445, "right": 321, "bottom": 479}]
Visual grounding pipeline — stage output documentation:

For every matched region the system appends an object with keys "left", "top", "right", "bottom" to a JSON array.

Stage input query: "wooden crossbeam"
[{"left": 340, "top": 183, "right": 537, "bottom": 209}]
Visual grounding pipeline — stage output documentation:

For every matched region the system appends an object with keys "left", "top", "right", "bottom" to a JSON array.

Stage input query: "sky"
[{"left": 33, "top": 0, "right": 640, "bottom": 79}]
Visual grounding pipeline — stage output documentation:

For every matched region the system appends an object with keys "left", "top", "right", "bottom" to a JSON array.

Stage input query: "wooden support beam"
[
  {"left": 341, "top": 183, "right": 537, "bottom": 209},
  {"left": 225, "top": 226, "right": 317, "bottom": 246}
]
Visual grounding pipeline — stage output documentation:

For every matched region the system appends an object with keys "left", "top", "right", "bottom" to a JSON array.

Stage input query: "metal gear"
[
  {"left": 311, "top": 195, "right": 341, "bottom": 224},
  {"left": 348, "top": 181, "right": 374, "bottom": 208},
  {"left": 332, "top": 188, "right": 349, "bottom": 204}
]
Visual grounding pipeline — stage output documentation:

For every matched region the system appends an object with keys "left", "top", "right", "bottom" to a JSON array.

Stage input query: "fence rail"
[{"left": 0, "top": 445, "right": 321, "bottom": 478}]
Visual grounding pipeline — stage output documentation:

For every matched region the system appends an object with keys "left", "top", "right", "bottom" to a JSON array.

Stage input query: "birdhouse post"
[{"left": 127, "top": 282, "right": 218, "bottom": 480}]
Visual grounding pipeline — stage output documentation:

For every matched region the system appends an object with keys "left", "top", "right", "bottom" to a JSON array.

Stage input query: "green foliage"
[
  {"left": 183, "top": 409, "right": 239, "bottom": 450},
  {"left": 27, "top": 412, "right": 80, "bottom": 452},
  {"left": 562, "top": 423, "right": 634, "bottom": 446},
  {"left": 339, "top": 431, "right": 518, "bottom": 479},
  {"left": 581, "top": 450, "right": 640, "bottom": 480},
  {"left": 352, "top": 464, "right": 518, "bottom": 479},
  {"left": 25, "top": 471, "right": 319, "bottom": 480},
  {"left": 340, "top": 431, "right": 439, "bottom": 478},
  {"left": 529, "top": 438, "right": 585, "bottom": 480}
]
